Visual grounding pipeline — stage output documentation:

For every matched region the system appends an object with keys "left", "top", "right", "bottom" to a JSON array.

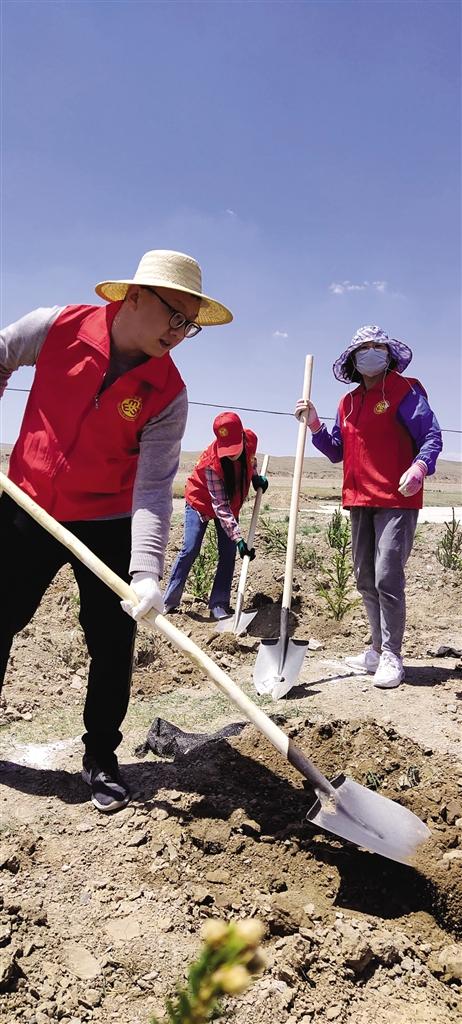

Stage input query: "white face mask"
[{"left": 354, "top": 347, "right": 389, "bottom": 377}]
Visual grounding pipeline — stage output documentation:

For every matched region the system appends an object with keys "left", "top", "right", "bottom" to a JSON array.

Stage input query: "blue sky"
[{"left": 1, "top": 0, "right": 461, "bottom": 460}]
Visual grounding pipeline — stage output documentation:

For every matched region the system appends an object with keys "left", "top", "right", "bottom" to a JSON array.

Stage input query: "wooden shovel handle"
[
  {"left": 0, "top": 471, "right": 334, "bottom": 800},
  {"left": 282, "top": 355, "right": 313, "bottom": 609},
  {"left": 237, "top": 453, "right": 270, "bottom": 601}
]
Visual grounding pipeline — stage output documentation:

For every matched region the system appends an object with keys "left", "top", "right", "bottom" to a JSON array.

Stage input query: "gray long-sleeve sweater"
[{"left": 0, "top": 307, "right": 188, "bottom": 579}]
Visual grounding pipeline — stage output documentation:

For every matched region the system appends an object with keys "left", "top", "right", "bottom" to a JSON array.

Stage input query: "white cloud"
[
  {"left": 329, "top": 280, "right": 389, "bottom": 295},
  {"left": 273, "top": 330, "right": 289, "bottom": 338},
  {"left": 225, "top": 208, "right": 237, "bottom": 216}
]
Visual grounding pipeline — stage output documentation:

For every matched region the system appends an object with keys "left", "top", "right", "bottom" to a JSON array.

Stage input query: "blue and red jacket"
[
  {"left": 8, "top": 303, "right": 185, "bottom": 520},
  {"left": 312, "top": 372, "right": 442, "bottom": 509},
  {"left": 185, "top": 429, "right": 258, "bottom": 520}
]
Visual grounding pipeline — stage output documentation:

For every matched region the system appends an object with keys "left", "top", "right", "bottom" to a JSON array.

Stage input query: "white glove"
[{"left": 121, "top": 572, "right": 164, "bottom": 621}]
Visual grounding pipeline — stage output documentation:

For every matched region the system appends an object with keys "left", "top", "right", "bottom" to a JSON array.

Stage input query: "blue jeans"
[{"left": 164, "top": 503, "right": 237, "bottom": 611}]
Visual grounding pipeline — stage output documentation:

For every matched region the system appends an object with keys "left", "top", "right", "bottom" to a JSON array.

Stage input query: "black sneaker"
[{"left": 82, "top": 754, "right": 130, "bottom": 813}]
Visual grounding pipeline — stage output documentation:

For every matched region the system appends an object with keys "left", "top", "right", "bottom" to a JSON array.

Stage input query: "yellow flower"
[
  {"left": 212, "top": 964, "right": 251, "bottom": 995},
  {"left": 197, "top": 982, "right": 213, "bottom": 1003},
  {"left": 201, "top": 919, "right": 229, "bottom": 948},
  {"left": 245, "top": 951, "right": 267, "bottom": 976},
  {"left": 232, "top": 919, "right": 265, "bottom": 948}
]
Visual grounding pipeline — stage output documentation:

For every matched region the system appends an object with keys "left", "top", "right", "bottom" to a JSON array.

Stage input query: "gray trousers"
[{"left": 349, "top": 507, "right": 418, "bottom": 657}]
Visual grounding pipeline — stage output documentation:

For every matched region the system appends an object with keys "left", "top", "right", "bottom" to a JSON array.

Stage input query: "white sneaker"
[
  {"left": 373, "top": 652, "right": 404, "bottom": 689},
  {"left": 345, "top": 648, "right": 381, "bottom": 675}
]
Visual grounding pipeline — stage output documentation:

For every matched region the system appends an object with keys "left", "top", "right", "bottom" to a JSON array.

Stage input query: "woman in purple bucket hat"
[{"left": 295, "top": 325, "right": 443, "bottom": 689}]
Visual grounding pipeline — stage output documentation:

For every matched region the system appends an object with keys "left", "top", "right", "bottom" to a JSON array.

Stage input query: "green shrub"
[
  {"left": 152, "top": 919, "right": 265, "bottom": 1024},
  {"left": 315, "top": 509, "right": 359, "bottom": 620},
  {"left": 436, "top": 508, "right": 462, "bottom": 571},
  {"left": 300, "top": 521, "right": 321, "bottom": 537},
  {"left": 258, "top": 514, "right": 320, "bottom": 570},
  {"left": 327, "top": 507, "right": 348, "bottom": 551},
  {"left": 258, "top": 514, "right": 288, "bottom": 557},
  {"left": 295, "top": 541, "right": 321, "bottom": 571}
]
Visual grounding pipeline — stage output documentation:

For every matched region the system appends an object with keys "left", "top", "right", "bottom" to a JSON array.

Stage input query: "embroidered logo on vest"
[
  {"left": 218, "top": 426, "right": 229, "bottom": 437},
  {"left": 118, "top": 397, "right": 142, "bottom": 421},
  {"left": 373, "top": 400, "right": 390, "bottom": 415}
]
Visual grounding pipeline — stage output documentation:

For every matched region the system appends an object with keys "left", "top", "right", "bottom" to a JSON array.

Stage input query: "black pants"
[{"left": 0, "top": 494, "right": 136, "bottom": 761}]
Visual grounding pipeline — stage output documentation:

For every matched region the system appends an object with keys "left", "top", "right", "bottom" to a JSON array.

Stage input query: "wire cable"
[{"left": 3, "top": 387, "right": 462, "bottom": 433}]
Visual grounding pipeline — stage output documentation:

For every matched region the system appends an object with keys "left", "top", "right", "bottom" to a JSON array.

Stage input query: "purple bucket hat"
[{"left": 333, "top": 325, "right": 413, "bottom": 383}]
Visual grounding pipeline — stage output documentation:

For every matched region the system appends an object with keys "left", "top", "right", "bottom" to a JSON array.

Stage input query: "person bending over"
[{"left": 164, "top": 411, "right": 268, "bottom": 621}]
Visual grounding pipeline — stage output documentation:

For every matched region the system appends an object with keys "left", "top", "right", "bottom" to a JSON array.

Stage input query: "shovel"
[
  {"left": 0, "top": 472, "right": 431, "bottom": 866},
  {"left": 253, "top": 354, "right": 313, "bottom": 700},
  {"left": 215, "top": 453, "right": 270, "bottom": 636}
]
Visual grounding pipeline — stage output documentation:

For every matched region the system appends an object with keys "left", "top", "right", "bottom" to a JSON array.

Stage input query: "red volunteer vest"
[
  {"left": 185, "top": 429, "right": 258, "bottom": 519},
  {"left": 8, "top": 303, "right": 185, "bottom": 520},
  {"left": 339, "top": 372, "right": 426, "bottom": 509}
]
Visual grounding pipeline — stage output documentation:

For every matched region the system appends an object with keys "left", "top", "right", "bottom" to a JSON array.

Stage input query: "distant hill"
[
  {"left": 1, "top": 445, "right": 460, "bottom": 495},
  {"left": 179, "top": 450, "right": 461, "bottom": 484}
]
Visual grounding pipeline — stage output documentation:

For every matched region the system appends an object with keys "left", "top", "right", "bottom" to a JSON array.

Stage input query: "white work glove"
[
  {"left": 398, "top": 460, "right": 427, "bottom": 498},
  {"left": 121, "top": 572, "right": 164, "bottom": 621},
  {"left": 294, "top": 398, "right": 322, "bottom": 433}
]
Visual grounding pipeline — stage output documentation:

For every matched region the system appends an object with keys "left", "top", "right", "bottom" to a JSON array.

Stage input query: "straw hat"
[
  {"left": 95, "top": 250, "right": 233, "bottom": 327},
  {"left": 333, "top": 324, "right": 413, "bottom": 383}
]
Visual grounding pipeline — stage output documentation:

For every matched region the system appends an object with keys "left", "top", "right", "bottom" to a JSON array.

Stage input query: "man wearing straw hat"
[{"left": 0, "top": 250, "right": 232, "bottom": 812}]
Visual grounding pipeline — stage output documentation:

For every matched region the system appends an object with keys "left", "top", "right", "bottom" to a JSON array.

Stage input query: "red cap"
[{"left": 213, "top": 411, "right": 244, "bottom": 458}]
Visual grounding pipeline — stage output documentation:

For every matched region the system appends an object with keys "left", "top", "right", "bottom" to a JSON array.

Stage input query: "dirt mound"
[
  {"left": 1, "top": 714, "right": 461, "bottom": 1023},
  {"left": 228, "top": 719, "right": 462, "bottom": 935}
]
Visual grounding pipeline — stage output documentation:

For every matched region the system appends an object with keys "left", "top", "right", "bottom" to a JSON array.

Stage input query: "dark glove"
[
  {"left": 252, "top": 474, "right": 268, "bottom": 493},
  {"left": 237, "top": 539, "right": 256, "bottom": 560}
]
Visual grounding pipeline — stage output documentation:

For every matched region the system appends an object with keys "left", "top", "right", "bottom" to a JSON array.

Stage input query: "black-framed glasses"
[{"left": 143, "top": 286, "right": 202, "bottom": 338}]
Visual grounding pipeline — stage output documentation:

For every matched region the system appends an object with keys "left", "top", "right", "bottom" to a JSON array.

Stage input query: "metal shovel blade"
[
  {"left": 215, "top": 608, "right": 258, "bottom": 636},
  {"left": 253, "top": 638, "right": 308, "bottom": 699},
  {"left": 306, "top": 773, "right": 431, "bottom": 865}
]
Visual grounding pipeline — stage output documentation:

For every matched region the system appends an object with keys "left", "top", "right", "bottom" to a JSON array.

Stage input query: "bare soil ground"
[{"left": 1, "top": 455, "right": 461, "bottom": 1024}]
